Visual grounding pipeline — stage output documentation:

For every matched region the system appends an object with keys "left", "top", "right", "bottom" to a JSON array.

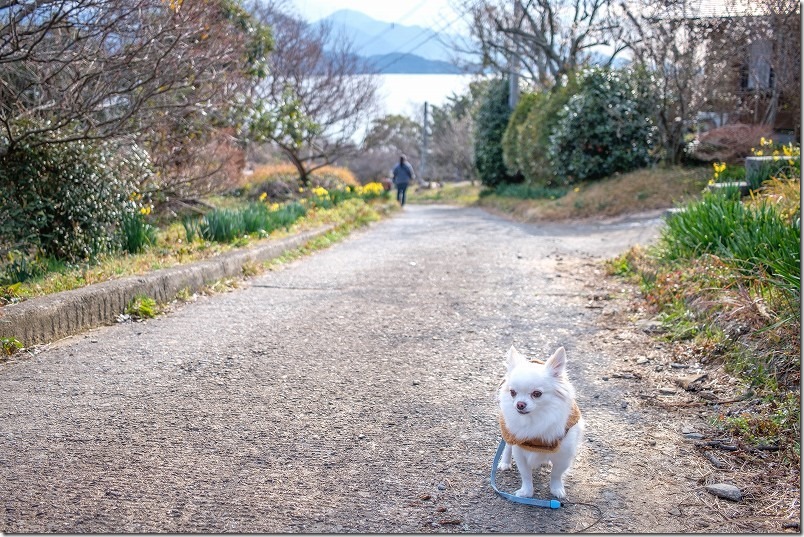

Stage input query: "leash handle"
[{"left": 490, "top": 440, "right": 562, "bottom": 509}]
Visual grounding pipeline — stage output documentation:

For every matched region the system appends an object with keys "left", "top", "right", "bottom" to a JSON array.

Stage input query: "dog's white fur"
[{"left": 497, "top": 345, "right": 584, "bottom": 499}]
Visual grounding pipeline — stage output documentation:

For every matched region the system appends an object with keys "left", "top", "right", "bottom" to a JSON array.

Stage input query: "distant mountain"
[
  {"left": 311, "top": 9, "right": 630, "bottom": 75},
  {"left": 312, "top": 9, "right": 470, "bottom": 74},
  {"left": 364, "top": 53, "right": 464, "bottom": 75}
]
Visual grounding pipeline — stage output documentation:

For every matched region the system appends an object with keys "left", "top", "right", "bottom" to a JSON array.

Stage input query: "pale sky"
[{"left": 291, "top": 0, "right": 464, "bottom": 31}]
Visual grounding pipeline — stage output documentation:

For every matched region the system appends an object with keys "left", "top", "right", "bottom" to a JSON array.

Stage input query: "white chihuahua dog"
[{"left": 497, "top": 345, "right": 584, "bottom": 499}]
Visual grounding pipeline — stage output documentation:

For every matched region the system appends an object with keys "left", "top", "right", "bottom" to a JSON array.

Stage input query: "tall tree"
[
  {"left": 458, "top": 0, "right": 626, "bottom": 88},
  {"left": 248, "top": 2, "right": 380, "bottom": 185},
  {"left": 621, "top": 0, "right": 800, "bottom": 163},
  {"left": 345, "top": 114, "right": 421, "bottom": 183},
  {"left": 723, "top": 0, "right": 801, "bottom": 128},
  {"left": 362, "top": 114, "right": 422, "bottom": 163},
  {"left": 620, "top": 0, "right": 717, "bottom": 163},
  {"left": 0, "top": 0, "right": 272, "bottom": 197},
  {"left": 473, "top": 78, "right": 512, "bottom": 187},
  {"left": 429, "top": 92, "right": 477, "bottom": 183}
]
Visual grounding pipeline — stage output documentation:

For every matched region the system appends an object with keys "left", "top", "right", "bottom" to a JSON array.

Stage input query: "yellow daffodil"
[
  {"left": 259, "top": 192, "right": 267, "bottom": 201},
  {"left": 781, "top": 143, "right": 800, "bottom": 157},
  {"left": 359, "top": 182, "right": 385, "bottom": 197}
]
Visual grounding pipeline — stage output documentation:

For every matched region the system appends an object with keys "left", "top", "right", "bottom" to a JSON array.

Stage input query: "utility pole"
[
  {"left": 509, "top": 68, "right": 519, "bottom": 110},
  {"left": 421, "top": 101, "right": 429, "bottom": 183},
  {"left": 508, "top": 0, "right": 521, "bottom": 110}
]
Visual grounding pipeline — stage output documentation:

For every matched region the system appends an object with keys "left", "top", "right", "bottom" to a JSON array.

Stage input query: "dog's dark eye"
[
  {"left": 531, "top": 390, "right": 543, "bottom": 398},
  {"left": 509, "top": 389, "right": 517, "bottom": 397}
]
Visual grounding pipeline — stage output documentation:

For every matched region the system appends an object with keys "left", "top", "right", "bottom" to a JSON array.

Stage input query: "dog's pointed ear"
[
  {"left": 506, "top": 345, "right": 528, "bottom": 372},
  {"left": 545, "top": 346, "right": 567, "bottom": 377}
]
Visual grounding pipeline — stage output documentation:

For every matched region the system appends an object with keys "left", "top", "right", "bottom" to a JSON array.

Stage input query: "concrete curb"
[{"left": 0, "top": 224, "right": 336, "bottom": 347}]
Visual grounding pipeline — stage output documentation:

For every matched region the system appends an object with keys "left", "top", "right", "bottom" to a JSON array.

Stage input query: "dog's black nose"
[{"left": 516, "top": 401, "right": 526, "bottom": 411}]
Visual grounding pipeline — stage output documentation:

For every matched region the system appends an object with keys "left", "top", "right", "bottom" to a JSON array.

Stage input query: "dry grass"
[
  {"left": 248, "top": 163, "right": 300, "bottom": 184},
  {"left": 747, "top": 175, "right": 801, "bottom": 224},
  {"left": 246, "top": 164, "right": 361, "bottom": 188},
  {"left": 407, "top": 182, "right": 482, "bottom": 205},
  {"left": 407, "top": 167, "right": 712, "bottom": 221},
  {"left": 477, "top": 166, "right": 711, "bottom": 221}
]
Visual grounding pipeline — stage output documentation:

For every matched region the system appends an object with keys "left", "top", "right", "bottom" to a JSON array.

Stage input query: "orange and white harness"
[{"left": 498, "top": 401, "right": 582, "bottom": 453}]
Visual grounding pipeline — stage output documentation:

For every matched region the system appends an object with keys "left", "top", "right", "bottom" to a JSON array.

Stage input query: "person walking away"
[{"left": 391, "top": 155, "right": 415, "bottom": 206}]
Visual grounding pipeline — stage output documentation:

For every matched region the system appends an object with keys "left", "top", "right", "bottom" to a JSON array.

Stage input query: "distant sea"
[{"left": 375, "top": 73, "right": 477, "bottom": 118}]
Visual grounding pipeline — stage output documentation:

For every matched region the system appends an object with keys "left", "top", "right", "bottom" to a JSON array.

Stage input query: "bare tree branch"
[
  {"left": 249, "top": 2, "right": 379, "bottom": 184},
  {"left": 621, "top": 0, "right": 800, "bottom": 163},
  {"left": 1, "top": 0, "right": 272, "bottom": 198},
  {"left": 458, "top": 0, "right": 625, "bottom": 88}
]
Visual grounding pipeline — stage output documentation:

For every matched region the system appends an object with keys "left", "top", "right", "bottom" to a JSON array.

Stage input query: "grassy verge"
[
  {"left": 406, "top": 167, "right": 711, "bottom": 220},
  {"left": 1, "top": 197, "right": 396, "bottom": 304},
  {"left": 607, "top": 175, "right": 801, "bottom": 467},
  {"left": 407, "top": 182, "right": 483, "bottom": 206}
]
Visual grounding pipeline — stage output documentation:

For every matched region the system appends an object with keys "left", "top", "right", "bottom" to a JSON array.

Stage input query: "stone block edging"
[{"left": 0, "top": 224, "right": 335, "bottom": 347}]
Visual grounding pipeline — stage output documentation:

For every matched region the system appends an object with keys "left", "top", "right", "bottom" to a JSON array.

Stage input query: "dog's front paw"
[
  {"left": 514, "top": 486, "right": 534, "bottom": 498},
  {"left": 549, "top": 481, "right": 566, "bottom": 499},
  {"left": 497, "top": 460, "right": 512, "bottom": 471}
]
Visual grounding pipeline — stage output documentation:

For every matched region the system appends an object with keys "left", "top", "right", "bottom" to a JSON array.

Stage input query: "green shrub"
[
  {"left": 182, "top": 215, "right": 202, "bottom": 242},
  {"left": 126, "top": 294, "right": 158, "bottom": 319},
  {"left": 242, "top": 202, "right": 273, "bottom": 234},
  {"left": 661, "top": 190, "right": 800, "bottom": 305},
  {"left": 1, "top": 251, "right": 46, "bottom": 284},
  {"left": 711, "top": 163, "right": 746, "bottom": 183},
  {"left": 512, "top": 77, "right": 579, "bottom": 187},
  {"left": 270, "top": 201, "right": 307, "bottom": 229},
  {"left": 200, "top": 208, "right": 246, "bottom": 243},
  {"left": 746, "top": 158, "right": 800, "bottom": 190},
  {"left": 196, "top": 200, "right": 308, "bottom": 244},
  {"left": 494, "top": 183, "right": 569, "bottom": 200},
  {"left": 548, "top": 67, "right": 657, "bottom": 183},
  {"left": 0, "top": 251, "right": 68, "bottom": 286},
  {"left": 0, "top": 139, "right": 149, "bottom": 263},
  {"left": 473, "top": 78, "right": 514, "bottom": 188},
  {"left": 501, "top": 92, "right": 539, "bottom": 178},
  {"left": 329, "top": 187, "right": 358, "bottom": 205},
  {"left": 120, "top": 212, "right": 158, "bottom": 254}
]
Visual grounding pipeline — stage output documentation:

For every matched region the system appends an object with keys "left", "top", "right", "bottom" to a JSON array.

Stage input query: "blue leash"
[{"left": 490, "top": 439, "right": 562, "bottom": 509}]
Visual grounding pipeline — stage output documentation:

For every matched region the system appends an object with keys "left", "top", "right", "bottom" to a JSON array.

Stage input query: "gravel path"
[{"left": 0, "top": 205, "right": 727, "bottom": 532}]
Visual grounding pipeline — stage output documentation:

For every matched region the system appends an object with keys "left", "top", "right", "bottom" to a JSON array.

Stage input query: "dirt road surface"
[{"left": 0, "top": 205, "right": 737, "bottom": 532}]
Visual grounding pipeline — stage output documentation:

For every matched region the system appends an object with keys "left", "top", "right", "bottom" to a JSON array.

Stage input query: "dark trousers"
[{"left": 396, "top": 184, "right": 408, "bottom": 206}]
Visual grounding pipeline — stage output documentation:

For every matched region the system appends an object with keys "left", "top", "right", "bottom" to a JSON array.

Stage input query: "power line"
[
  {"left": 371, "top": 0, "right": 483, "bottom": 73},
  {"left": 372, "top": 10, "right": 466, "bottom": 73},
  {"left": 354, "top": 0, "right": 432, "bottom": 53}
]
